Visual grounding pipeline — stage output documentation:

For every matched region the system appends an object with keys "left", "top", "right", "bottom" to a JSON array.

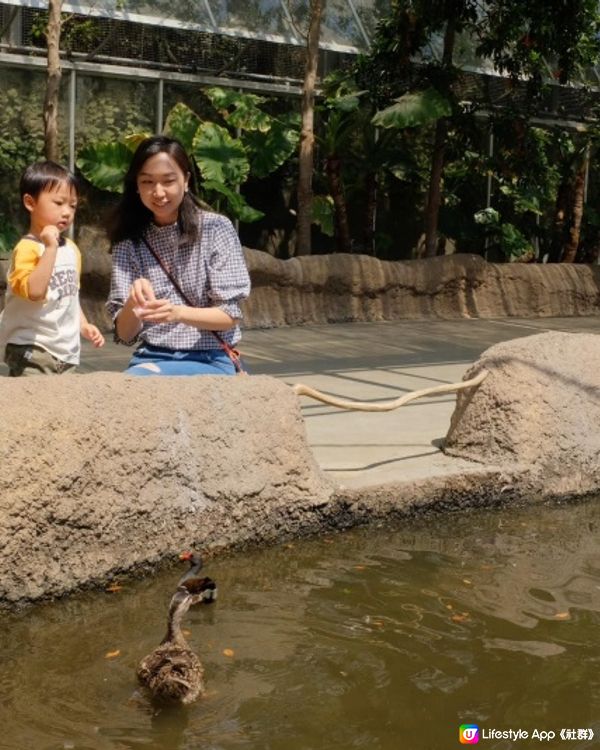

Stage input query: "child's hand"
[
  {"left": 39, "top": 225, "right": 61, "bottom": 247},
  {"left": 81, "top": 323, "right": 105, "bottom": 348}
]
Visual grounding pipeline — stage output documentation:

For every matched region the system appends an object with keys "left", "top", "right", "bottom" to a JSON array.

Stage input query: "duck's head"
[{"left": 179, "top": 551, "right": 203, "bottom": 569}]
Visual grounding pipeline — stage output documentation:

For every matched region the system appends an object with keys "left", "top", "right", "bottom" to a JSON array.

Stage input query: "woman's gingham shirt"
[{"left": 107, "top": 210, "right": 251, "bottom": 350}]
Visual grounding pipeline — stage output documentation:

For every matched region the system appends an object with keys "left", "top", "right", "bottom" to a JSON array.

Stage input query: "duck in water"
[
  {"left": 179, "top": 551, "right": 217, "bottom": 604},
  {"left": 137, "top": 587, "right": 205, "bottom": 704}
]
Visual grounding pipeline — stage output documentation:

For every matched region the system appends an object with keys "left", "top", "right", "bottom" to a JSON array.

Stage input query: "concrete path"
[{"left": 4, "top": 316, "right": 598, "bottom": 489}]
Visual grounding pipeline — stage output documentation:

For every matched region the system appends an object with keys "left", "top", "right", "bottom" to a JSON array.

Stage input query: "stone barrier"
[
  {"left": 0, "top": 373, "right": 334, "bottom": 605},
  {"left": 444, "top": 331, "right": 600, "bottom": 497}
]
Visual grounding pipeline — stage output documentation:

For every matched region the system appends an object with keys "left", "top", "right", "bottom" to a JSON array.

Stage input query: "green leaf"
[
  {"left": 192, "top": 122, "right": 250, "bottom": 186},
  {"left": 124, "top": 132, "right": 151, "bottom": 152},
  {"left": 312, "top": 195, "right": 335, "bottom": 237},
  {"left": 327, "top": 90, "right": 366, "bottom": 113},
  {"left": 0, "top": 220, "right": 19, "bottom": 257},
  {"left": 246, "top": 115, "right": 300, "bottom": 178},
  {"left": 202, "top": 179, "right": 264, "bottom": 223},
  {"left": 499, "top": 184, "right": 542, "bottom": 215},
  {"left": 76, "top": 141, "right": 133, "bottom": 193},
  {"left": 372, "top": 88, "right": 452, "bottom": 129},
  {"left": 163, "top": 103, "right": 200, "bottom": 153},
  {"left": 500, "top": 222, "right": 532, "bottom": 258},
  {"left": 205, "top": 87, "right": 271, "bottom": 132},
  {"left": 474, "top": 207, "right": 500, "bottom": 226}
]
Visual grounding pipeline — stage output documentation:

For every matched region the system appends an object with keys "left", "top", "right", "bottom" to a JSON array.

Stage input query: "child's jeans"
[{"left": 4, "top": 343, "right": 76, "bottom": 376}]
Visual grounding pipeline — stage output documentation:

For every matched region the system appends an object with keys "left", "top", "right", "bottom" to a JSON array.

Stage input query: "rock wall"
[
  {"left": 4, "top": 227, "right": 599, "bottom": 330},
  {"left": 0, "top": 373, "right": 334, "bottom": 606},
  {"left": 243, "top": 251, "right": 600, "bottom": 327},
  {"left": 444, "top": 331, "right": 600, "bottom": 497}
]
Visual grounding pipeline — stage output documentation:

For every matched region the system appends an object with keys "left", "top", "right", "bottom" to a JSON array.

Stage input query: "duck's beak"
[{"left": 179, "top": 551, "right": 193, "bottom": 561}]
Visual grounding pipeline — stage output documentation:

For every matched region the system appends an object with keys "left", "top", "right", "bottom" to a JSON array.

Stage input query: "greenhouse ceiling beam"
[
  {"left": 474, "top": 108, "right": 593, "bottom": 133},
  {"left": 346, "top": 0, "right": 370, "bottom": 48},
  {"left": 0, "top": 0, "right": 364, "bottom": 54},
  {"left": 0, "top": 50, "right": 303, "bottom": 96},
  {"left": 279, "top": 0, "right": 303, "bottom": 44},
  {"left": 202, "top": 0, "right": 218, "bottom": 30}
]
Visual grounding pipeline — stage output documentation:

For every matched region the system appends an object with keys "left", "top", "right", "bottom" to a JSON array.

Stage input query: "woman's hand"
[
  {"left": 134, "top": 298, "right": 182, "bottom": 324},
  {"left": 128, "top": 277, "right": 156, "bottom": 308}
]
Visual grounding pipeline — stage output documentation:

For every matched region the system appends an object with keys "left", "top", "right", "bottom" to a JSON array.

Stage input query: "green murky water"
[{"left": 2, "top": 499, "right": 600, "bottom": 750}]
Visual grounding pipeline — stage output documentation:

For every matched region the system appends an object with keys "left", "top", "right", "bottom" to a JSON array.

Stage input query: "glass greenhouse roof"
[{"left": 9, "top": 0, "right": 390, "bottom": 53}]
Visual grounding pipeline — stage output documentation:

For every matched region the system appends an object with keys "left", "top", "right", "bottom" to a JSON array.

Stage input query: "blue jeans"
[{"left": 126, "top": 344, "right": 237, "bottom": 376}]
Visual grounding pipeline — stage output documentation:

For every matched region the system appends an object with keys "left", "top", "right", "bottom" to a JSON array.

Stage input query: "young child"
[{"left": 0, "top": 160, "right": 104, "bottom": 376}]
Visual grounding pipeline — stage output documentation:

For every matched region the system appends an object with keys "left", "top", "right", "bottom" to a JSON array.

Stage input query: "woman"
[{"left": 106, "top": 135, "right": 250, "bottom": 376}]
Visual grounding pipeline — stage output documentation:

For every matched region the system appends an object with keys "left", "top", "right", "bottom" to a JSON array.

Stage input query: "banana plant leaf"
[
  {"left": 202, "top": 179, "right": 265, "bottom": 223},
  {"left": 205, "top": 87, "right": 271, "bottom": 132},
  {"left": 312, "top": 195, "right": 335, "bottom": 237},
  {"left": 163, "top": 103, "right": 201, "bottom": 153},
  {"left": 246, "top": 114, "right": 300, "bottom": 178},
  {"left": 372, "top": 88, "right": 452, "bottom": 130},
  {"left": 76, "top": 141, "right": 134, "bottom": 193},
  {"left": 192, "top": 122, "right": 250, "bottom": 186}
]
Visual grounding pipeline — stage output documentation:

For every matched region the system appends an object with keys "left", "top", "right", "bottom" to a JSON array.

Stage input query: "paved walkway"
[{"left": 4, "top": 316, "right": 598, "bottom": 489}]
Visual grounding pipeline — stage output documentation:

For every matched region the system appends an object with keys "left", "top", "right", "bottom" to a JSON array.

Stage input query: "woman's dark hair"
[
  {"left": 20, "top": 161, "right": 78, "bottom": 200},
  {"left": 108, "top": 135, "right": 201, "bottom": 245}
]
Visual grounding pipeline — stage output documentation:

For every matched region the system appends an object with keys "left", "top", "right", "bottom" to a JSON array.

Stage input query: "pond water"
[{"left": 2, "top": 498, "right": 600, "bottom": 750}]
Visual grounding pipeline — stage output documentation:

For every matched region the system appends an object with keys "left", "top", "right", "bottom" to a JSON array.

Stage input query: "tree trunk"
[
  {"left": 363, "top": 171, "right": 377, "bottom": 255},
  {"left": 44, "top": 0, "right": 62, "bottom": 162},
  {"left": 325, "top": 155, "right": 352, "bottom": 252},
  {"left": 423, "top": 16, "right": 456, "bottom": 258},
  {"left": 424, "top": 116, "right": 448, "bottom": 257},
  {"left": 548, "top": 179, "right": 570, "bottom": 263},
  {"left": 363, "top": 172, "right": 377, "bottom": 255},
  {"left": 562, "top": 156, "right": 587, "bottom": 263},
  {"left": 296, "top": 0, "right": 324, "bottom": 256}
]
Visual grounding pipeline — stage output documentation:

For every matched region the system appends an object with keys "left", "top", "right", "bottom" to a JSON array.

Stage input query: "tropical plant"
[
  {"left": 357, "top": 0, "right": 600, "bottom": 260},
  {"left": 76, "top": 90, "right": 300, "bottom": 224}
]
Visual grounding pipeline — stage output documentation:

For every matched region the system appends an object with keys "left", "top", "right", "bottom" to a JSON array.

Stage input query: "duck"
[
  {"left": 179, "top": 551, "right": 218, "bottom": 604},
  {"left": 137, "top": 587, "right": 205, "bottom": 705}
]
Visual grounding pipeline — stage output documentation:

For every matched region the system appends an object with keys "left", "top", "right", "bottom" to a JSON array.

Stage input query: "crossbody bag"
[{"left": 139, "top": 235, "right": 247, "bottom": 375}]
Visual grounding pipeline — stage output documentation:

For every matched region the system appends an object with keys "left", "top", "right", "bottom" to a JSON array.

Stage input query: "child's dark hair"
[
  {"left": 108, "top": 135, "right": 201, "bottom": 245},
  {"left": 20, "top": 161, "right": 78, "bottom": 200}
]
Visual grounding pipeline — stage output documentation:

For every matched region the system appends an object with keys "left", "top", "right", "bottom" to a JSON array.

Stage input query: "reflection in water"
[{"left": 2, "top": 498, "right": 600, "bottom": 749}]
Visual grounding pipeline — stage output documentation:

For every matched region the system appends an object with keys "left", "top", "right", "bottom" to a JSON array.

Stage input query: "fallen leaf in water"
[
  {"left": 286, "top": 543, "right": 294, "bottom": 549},
  {"left": 182, "top": 629, "right": 191, "bottom": 637},
  {"left": 323, "top": 539, "right": 334, "bottom": 544},
  {"left": 446, "top": 604, "right": 454, "bottom": 610},
  {"left": 106, "top": 584, "right": 123, "bottom": 593},
  {"left": 355, "top": 565, "right": 366, "bottom": 571},
  {"left": 372, "top": 620, "right": 385, "bottom": 628},
  {"left": 451, "top": 613, "right": 471, "bottom": 623},
  {"left": 105, "top": 650, "right": 121, "bottom": 659},
  {"left": 462, "top": 579, "right": 472, "bottom": 585},
  {"left": 223, "top": 648, "right": 235, "bottom": 657},
  {"left": 553, "top": 612, "right": 571, "bottom": 620}
]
